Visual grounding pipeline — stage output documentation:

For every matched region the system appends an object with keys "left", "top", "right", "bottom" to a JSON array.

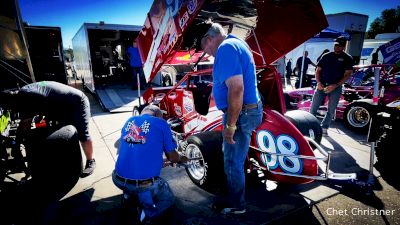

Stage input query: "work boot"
[{"left": 81, "top": 159, "right": 96, "bottom": 178}]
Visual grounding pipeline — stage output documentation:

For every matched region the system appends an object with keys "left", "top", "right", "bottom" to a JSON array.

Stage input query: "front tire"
[
  {"left": 185, "top": 131, "right": 225, "bottom": 193},
  {"left": 284, "top": 110, "right": 322, "bottom": 143}
]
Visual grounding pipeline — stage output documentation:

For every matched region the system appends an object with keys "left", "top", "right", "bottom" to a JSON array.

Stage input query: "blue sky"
[{"left": 19, "top": 0, "right": 400, "bottom": 49}]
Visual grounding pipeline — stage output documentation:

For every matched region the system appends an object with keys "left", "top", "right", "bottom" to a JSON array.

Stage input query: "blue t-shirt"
[
  {"left": 127, "top": 46, "right": 142, "bottom": 67},
  {"left": 115, "top": 114, "right": 177, "bottom": 179},
  {"left": 212, "top": 34, "right": 259, "bottom": 110}
]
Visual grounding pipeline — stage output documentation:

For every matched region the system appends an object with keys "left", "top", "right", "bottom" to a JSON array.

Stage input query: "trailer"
[
  {"left": 24, "top": 25, "right": 68, "bottom": 84},
  {"left": 72, "top": 23, "right": 143, "bottom": 112}
]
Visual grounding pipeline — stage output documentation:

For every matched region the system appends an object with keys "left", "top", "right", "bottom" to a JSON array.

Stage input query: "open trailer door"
[
  {"left": 136, "top": 0, "right": 328, "bottom": 82},
  {"left": 0, "top": 0, "right": 35, "bottom": 89}
]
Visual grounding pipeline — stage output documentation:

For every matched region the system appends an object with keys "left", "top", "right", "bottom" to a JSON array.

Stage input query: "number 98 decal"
[{"left": 256, "top": 130, "right": 303, "bottom": 174}]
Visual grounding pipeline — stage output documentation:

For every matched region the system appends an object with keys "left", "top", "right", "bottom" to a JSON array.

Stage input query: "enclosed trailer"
[
  {"left": 1, "top": 0, "right": 67, "bottom": 89},
  {"left": 24, "top": 25, "right": 67, "bottom": 84},
  {"left": 72, "top": 23, "right": 142, "bottom": 112}
]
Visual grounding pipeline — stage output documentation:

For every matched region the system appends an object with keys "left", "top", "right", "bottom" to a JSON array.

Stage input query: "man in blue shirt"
[
  {"left": 201, "top": 23, "right": 263, "bottom": 214},
  {"left": 126, "top": 40, "right": 147, "bottom": 90},
  {"left": 112, "top": 105, "right": 187, "bottom": 223}
]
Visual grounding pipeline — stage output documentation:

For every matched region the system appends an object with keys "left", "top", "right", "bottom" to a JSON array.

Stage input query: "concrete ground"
[{"left": 1, "top": 79, "right": 399, "bottom": 225}]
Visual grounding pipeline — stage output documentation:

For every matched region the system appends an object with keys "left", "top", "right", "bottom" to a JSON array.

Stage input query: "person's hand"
[
  {"left": 179, "top": 155, "right": 189, "bottom": 164},
  {"left": 316, "top": 82, "right": 324, "bottom": 90},
  {"left": 223, "top": 128, "right": 236, "bottom": 144},
  {"left": 324, "top": 84, "right": 338, "bottom": 94}
]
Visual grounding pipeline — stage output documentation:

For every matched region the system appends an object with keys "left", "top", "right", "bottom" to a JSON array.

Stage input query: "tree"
[
  {"left": 63, "top": 48, "right": 74, "bottom": 62},
  {"left": 366, "top": 6, "right": 400, "bottom": 39}
]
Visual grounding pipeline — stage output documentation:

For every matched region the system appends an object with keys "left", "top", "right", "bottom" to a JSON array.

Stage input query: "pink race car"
[{"left": 289, "top": 65, "right": 399, "bottom": 132}]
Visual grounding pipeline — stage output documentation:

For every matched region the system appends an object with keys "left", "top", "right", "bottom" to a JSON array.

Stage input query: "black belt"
[
  {"left": 242, "top": 101, "right": 261, "bottom": 110},
  {"left": 115, "top": 173, "right": 158, "bottom": 186},
  {"left": 222, "top": 101, "right": 261, "bottom": 113}
]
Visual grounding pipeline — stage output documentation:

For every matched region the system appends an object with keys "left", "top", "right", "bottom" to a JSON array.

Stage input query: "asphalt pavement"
[{"left": 1, "top": 79, "right": 399, "bottom": 225}]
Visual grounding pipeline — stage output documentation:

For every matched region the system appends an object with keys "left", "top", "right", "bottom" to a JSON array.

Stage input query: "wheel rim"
[
  {"left": 185, "top": 144, "right": 206, "bottom": 181},
  {"left": 347, "top": 106, "right": 370, "bottom": 128}
]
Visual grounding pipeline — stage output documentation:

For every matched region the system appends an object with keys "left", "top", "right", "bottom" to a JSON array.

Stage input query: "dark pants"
[{"left": 131, "top": 66, "right": 146, "bottom": 89}]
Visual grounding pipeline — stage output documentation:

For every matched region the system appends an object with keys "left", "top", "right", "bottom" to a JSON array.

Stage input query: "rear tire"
[
  {"left": 185, "top": 131, "right": 225, "bottom": 193},
  {"left": 344, "top": 102, "right": 374, "bottom": 132},
  {"left": 132, "top": 107, "right": 140, "bottom": 116},
  {"left": 283, "top": 92, "right": 294, "bottom": 110},
  {"left": 25, "top": 125, "right": 82, "bottom": 201},
  {"left": 284, "top": 110, "right": 322, "bottom": 144}
]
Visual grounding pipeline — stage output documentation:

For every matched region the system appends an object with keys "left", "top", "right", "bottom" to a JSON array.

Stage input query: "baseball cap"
[{"left": 334, "top": 36, "right": 347, "bottom": 47}]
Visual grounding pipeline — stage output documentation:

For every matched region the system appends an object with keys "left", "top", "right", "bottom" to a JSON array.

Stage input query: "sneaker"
[
  {"left": 81, "top": 159, "right": 96, "bottom": 178},
  {"left": 221, "top": 207, "right": 246, "bottom": 215},
  {"left": 322, "top": 128, "right": 328, "bottom": 136}
]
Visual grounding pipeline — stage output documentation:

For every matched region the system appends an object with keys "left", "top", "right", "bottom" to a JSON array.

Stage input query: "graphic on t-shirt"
[{"left": 124, "top": 120, "right": 150, "bottom": 144}]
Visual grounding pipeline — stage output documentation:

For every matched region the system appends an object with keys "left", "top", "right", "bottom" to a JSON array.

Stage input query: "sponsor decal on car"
[
  {"left": 187, "top": 0, "right": 197, "bottom": 14},
  {"left": 174, "top": 104, "right": 182, "bottom": 116},
  {"left": 179, "top": 11, "right": 189, "bottom": 28}
]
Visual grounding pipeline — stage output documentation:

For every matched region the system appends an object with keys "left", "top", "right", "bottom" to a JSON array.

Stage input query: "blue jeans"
[
  {"left": 310, "top": 86, "right": 342, "bottom": 129},
  {"left": 222, "top": 102, "right": 263, "bottom": 208},
  {"left": 112, "top": 171, "right": 175, "bottom": 219}
]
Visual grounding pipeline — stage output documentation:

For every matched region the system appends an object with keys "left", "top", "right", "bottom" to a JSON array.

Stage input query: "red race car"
[{"left": 135, "top": 0, "right": 356, "bottom": 191}]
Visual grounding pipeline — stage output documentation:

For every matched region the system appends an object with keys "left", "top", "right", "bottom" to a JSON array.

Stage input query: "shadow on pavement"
[{"left": 318, "top": 136, "right": 388, "bottom": 214}]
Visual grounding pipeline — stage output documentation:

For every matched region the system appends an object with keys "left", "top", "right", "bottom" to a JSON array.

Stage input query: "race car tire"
[
  {"left": 25, "top": 125, "right": 82, "bottom": 201},
  {"left": 283, "top": 92, "right": 294, "bottom": 110},
  {"left": 185, "top": 131, "right": 225, "bottom": 193},
  {"left": 375, "top": 132, "right": 397, "bottom": 172},
  {"left": 344, "top": 102, "right": 374, "bottom": 132},
  {"left": 132, "top": 107, "right": 140, "bottom": 116},
  {"left": 284, "top": 110, "right": 322, "bottom": 144},
  {"left": 133, "top": 103, "right": 149, "bottom": 116}
]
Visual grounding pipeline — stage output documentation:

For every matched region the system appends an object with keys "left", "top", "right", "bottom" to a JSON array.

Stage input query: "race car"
[
  {"left": 134, "top": 0, "right": 356, "bottom": 192},
  {"left": 288, "top": 64, "right": 399, "bottom": 131}
]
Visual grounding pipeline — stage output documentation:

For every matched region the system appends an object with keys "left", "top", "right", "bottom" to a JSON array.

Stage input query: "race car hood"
[{"left": 136, "top": 0, "right": 328, "bottom": 82}]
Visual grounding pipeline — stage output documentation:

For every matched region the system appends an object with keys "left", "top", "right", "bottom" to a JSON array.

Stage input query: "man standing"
[
  {"left": 1, "top": 81, "right": 96, "bottom": 177},
  {"left": 310, "top": 36, "right": 353, "bottom": 136},
  {"left": 127, "top": 40, "right": 146, "bottom": 90},
  {"left": 112, "top": 105, "right": 188, "bottom": 223},
  {"left": 296, "top": 51, "right": 316, "bottom": 88},
  {"left": 201, "top": 23, "right": 263, "bottom": 214}
]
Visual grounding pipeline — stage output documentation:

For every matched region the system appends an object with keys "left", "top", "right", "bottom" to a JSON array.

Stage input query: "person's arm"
[
  {"left": 224, "top": 75, "right": 243, "bottom": 144},
  {"left": 315, "top": 66, "right": 324, "bottom": 90},
  {"left": 324, "top": 69, "right": 352, "bottom": 94},
  {"left": 311, "top": 60, "right": 317, "bottom": 67},
  {"left": 162, "top": 121, "right": 188, "bottom": 163},
  {"left": 165, "top": 151, "right": 188, "bottom": 163},
  {"left": 336, "top": 69, "right": 353, "bottom": 86}
]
